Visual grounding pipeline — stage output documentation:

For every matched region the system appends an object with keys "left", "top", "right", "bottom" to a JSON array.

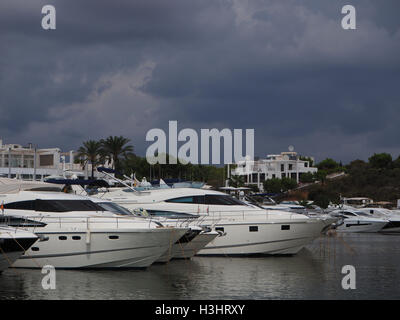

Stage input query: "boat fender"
[{"left": 86, "top": 230, "right": 91, "bottom": 245}]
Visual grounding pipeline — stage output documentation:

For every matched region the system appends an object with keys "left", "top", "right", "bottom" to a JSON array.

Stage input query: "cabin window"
[
  {"left": 72, "top": 236, "right": 81, "bottom": 240},
  {"left": 166, "top": 195, "right": 245, "bottom": 206},
  {"left": 249, "top": 226, "right": 258, "bottom": 232},
  {"left": 59, "top": 236, "right": 67, "bottom": 240},
  {"left": 165, "top": 197, "right": 195, "bottom": 204},
  {"left": 281, "top": 225, "right": 290, "bottom": 230},
  {"left": 31, "top": 247, "right": 39, "bottom": 251},
  {"left": 4, "top": 200, "right": 104, "bottom": 213},
  {"left": 109, "top": 235, "right": 119, "bottom": 240},
  {"left": 4, "top": 200, "right": 35, "bottom": 210},
  {"left": 36, "top": 200, "right": 104, "bottom": 212}
]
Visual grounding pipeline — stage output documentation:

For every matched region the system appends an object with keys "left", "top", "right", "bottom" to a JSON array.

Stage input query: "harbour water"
[{"left": 1, "top": 233, "right": 399, "bottom": 300}]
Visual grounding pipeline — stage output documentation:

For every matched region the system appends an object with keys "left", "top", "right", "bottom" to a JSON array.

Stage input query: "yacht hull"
[
  {"left": 380, "top": 220, "right": 400, "bottom": 233},
  {"left": 0, "top": 231, "right": 38, "bottom": 273},
  {"left": 0, "top": 251, "right": 23, "bottom": 272},
  {"left": 13, "top": 228, "right": 187, "bottom": 269},
  {"left": 156, "top": 231, "right": 216, "bottom": 262},
  {"left": 336, "top": 221, "right": 387, "bottom": 233},
  {"left": 197, "top": 220, "right": 324, "bottom": 256},
  {"left": 173, "top": 232, "right": 219, "bottom": 259}
]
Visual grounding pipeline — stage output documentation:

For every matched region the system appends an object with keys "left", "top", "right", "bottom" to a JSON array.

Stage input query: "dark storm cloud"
[{"left": 0, "top": 0, "right": 399, "bottom": 162}]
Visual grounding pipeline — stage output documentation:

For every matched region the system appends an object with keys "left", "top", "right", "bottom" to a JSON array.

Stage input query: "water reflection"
[{"left": 1, "top": 234, "right": 400, "bottom": 299}]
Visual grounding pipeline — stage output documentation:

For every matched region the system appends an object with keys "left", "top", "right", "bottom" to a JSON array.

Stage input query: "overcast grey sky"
[{"left": 1, "top": 0, "right": 399, "bottom": 163}]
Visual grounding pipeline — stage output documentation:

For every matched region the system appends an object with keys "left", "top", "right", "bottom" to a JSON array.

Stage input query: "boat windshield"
[
  {"left": 146, "top": 210, "right": 199, "bottom": 219},
  {"left": 354, "top": 211, "right": 372, "bottom": 217},
  {"left": 97, "top": 202, "right": 133, "bottom": 215},
  {"left": 165, "top": 194, "right": 248, "bottom": 206}
]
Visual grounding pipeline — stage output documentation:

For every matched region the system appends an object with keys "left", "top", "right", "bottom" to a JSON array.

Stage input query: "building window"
[
  {"left": 281, "top": 164, "right": 284, "bottom": 172},
  {"left": 260, "top": 173, "right": 265, "bottom": 181},
  {"left": 40, "top": 154, "right": 54, "bottom": 166},
  {"left": 288, "top": 164, "right": 293, "bottom": 171}
]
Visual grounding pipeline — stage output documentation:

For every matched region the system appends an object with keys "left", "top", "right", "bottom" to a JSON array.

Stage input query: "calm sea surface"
[{"left": 1, "top": 233, "right": 400, "bottom": 300}]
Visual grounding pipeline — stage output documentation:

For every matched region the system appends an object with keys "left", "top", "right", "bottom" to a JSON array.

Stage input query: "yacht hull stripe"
[
  {"left": 18, "top": 245, "right": 164, "bottom": 259},
  {"left": 202, "top": 236, "right": 312, "bottom": 250}
]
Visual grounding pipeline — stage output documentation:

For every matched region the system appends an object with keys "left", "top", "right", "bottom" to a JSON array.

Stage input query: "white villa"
[
  {"left": 231, "top": 151, "right": 318, "bottom": 191},
  {"left": 0, "top": 138, "right": 95, "bottom": 180}
]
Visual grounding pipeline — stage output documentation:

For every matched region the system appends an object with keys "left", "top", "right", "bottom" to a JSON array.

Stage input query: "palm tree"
[
  {"left": 77, "top": 140, "right": 103, "bottom": 178},
  {"left": 100, "top": 136, "right": 134, "bottom": 172},
  {"left": 229, "top": 175, "right": 245, "bottom": 188}
]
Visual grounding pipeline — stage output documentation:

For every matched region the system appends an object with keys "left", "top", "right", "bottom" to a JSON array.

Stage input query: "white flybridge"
[
  {"left": 91, "top": 187, "right": 336, "bottom": 255},
  {"left": 0, "top": 178, "right": 188, "bottom": 269},
  {"left": 0, "top": 225, "right": 38, "bottom": 272}
]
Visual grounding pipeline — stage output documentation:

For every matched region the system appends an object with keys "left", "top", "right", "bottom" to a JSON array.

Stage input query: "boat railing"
[
  {"left": 146, "top": 208, "right": 305, "bottom": 222},
  {"left": 1, "top": 214, "right": 178, "bottom": 231}
]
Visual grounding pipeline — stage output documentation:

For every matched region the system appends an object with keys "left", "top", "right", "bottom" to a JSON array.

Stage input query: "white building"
[
  {"left": 231, "top": 151, "right": 318, "bottom": 191},
  {"left": 0, "top": 138, "right": 94, "bottom": 180}
]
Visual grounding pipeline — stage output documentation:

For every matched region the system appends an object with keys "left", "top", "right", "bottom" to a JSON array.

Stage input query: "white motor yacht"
[
  {"left": 0, "top": 224, "right": 38, "bottom": 273},
  {"left": 85, "top": 197, "right": 220, "bottom": 263},
  {"left": 330, "top": 209, "right": 389, "bottom": 233},
  {"left": 0, "top": 179, "right": 188, "bottom": 269},
  {"left": 91, "top": 187, "right": 336, "bottom": 256},
  {"left": 356, "top": 207, "right": 400, "bottom": 233}
]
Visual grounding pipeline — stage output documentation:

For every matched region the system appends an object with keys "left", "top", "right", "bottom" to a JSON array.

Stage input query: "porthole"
[
  {"left": 59, "top": 236, "right": 67, "bottom": 240},
  {"left": 249, "top": 226, "right": 258, "bottom": 232},
  {"left": 109, "top": 235, "right": 119, "bottom": 240},
  {"left": 72, "top": 236, "right": 81, "bottom": 240},
  {"left": 31, "top": 247, "right": 39, "bottom": 251}
]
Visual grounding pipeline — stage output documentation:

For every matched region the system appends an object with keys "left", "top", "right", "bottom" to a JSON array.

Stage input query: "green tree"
[
  {"left": 77, "top": 140, "right": 103, "bottom": 178},
  {"left": 317, "top": 158, "right": 340, "bottom": 170},
  {"left": 281, "top": 177, "right": 298, "bottom": 191},
  {"left": 368, "top": 153, "right": 392, "bottom": 169},
  {"left": 101, "top": 136, "right": 134, "bottom": 172},
  {"left": 263, "top": 178, "right": 283, "bottom": 193},
  {"left": 315, "top": 169, "right": 328, "bottom": 184},
  {"left": 299, "top": 172, "right": 314, "bottom": 183},
  {"left": 229, "top": 175, "right": 245, "bottom": 188}
]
